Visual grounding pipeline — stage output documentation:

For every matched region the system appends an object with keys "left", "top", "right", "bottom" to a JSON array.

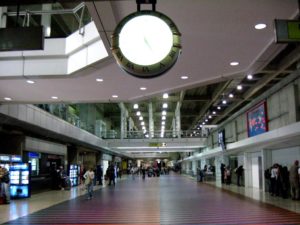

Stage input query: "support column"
[
  {"left": 119, "top": 103, "right": 128, "bottom": 139},
  {"left": 215, "top": 155, "right": 229, "bottom": 187},
  {"left": 41, "top": 4, "right": 52, "bottom": 37},
  {"left": 148, "top": 102, "right": 154, "bottom": 138},
  {"left": 175, "top": 102, "right": 181, "bottom": 138},
  {"left": 192, "top": 160, "right": 197, "bottom": 177},
  {"left": 262, "top": 149, "right": 272, "bottom": 192},
  {"left": 243, "top": 152, "right": 251, "bottom": 188},
  {"left": 0, "top": 7, "right": 7, "bottom": 28}
]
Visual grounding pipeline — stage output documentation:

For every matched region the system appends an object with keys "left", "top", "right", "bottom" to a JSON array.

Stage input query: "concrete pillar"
[
  {"left": 148, "top": 102, "right": 154, "bottom": 138},
  {"left": 175, "top": 103, "right": 181, "bottom": 138},
  {"left": 119, "top": 103, "right": 128, "bottom": 139},
  {"left": 0, "top": 7, "right": 7, "bottom": 28},
  {"left": 192, "top": 160, "right": 197, "bottom": 176},
  {"left": 215, "top": 155, "right": 229, "bottom": 187},
  {"left": 243, "top": 152, "right": 252, "bottom": 188},
  {"left": 41, "top": 4, "right": 52, "bottom": 37}
]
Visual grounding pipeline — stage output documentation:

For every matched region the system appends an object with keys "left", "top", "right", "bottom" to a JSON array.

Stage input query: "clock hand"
[{"left": 143, "top": 37, "right": 153, "bottom": 51}]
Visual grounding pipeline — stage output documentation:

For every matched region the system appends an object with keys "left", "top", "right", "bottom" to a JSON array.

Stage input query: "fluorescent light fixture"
[
  {"left": 247, "top": 74, "right": 253, "bottom": 80},
  {"left": 163, "top": 93, "right": 169, "bottom": 99},
  {"left": 4, "top": 97, "right": 12, "bottom": 101},
  {"left": 112, "top": 95, "right": 118, "bottom": 98},
  {"left": 96, "top": 78, "right": 103, "bottom": 82},
  {"left": 162, "top": 110, "right": 167, "bottom": 116},
  {"left": 136, "top": 111, "right": 141, "bottom": 116},
  {"left": 181, "top": 75, "right": 188, "bottom": 80},
  {"left": 237, "top": 85, "right": 243, "bottom": 90},
  {"left": 133, "top": 104, "right": 139, "bottom": 109},
  {"left": 140, "top": 87, "right": 147, "bottom": 90},
  {"left": 51, "top": 96, "right": 58, "bottom": 99},
  {"left": 255, "top": 23, "right": 266, "bottom": 30},
  {"left": 230, "top": 61, "right": 239, "bottom": 66},
  {"left": 26, "top": 80, "right": 35, "bottom": 84},
  {"left": 162, "top": 103, "right": 168, "bottom": 108}
]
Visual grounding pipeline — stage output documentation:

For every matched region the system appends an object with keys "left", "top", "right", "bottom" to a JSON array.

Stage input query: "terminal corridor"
[{"left": 3, "top": 174, "right": 300, "bottom": 225}]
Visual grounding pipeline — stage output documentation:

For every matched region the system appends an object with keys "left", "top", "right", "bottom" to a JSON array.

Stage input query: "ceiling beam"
[
  {"left": 188, "top": 80, "right": 232, "bottom": 130},
  {"left": 212, "top": 46, "right": 300, "bottom": 124}
]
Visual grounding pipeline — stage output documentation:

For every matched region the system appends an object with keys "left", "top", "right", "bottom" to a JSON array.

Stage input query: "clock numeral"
[
  {"left": 126, "top": 62, "right": 135, "bottom": 70},
  {"left": 116, "top": 51, "right": 124, "bottom": 62},
  {"left": 142, "top": 66, "right": 150, "bottom": 72},
  {"left": 160, "top": 62, "right": 166, "bottom": 68},
  {"left": 169, "top": 22, "right": 177, "bottom": 32},
  {"left": 169, "top": 50, "right": 177, "bottom": 59}
]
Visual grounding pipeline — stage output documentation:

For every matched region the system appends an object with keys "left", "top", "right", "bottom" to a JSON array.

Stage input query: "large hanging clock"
[{"left": 111, "top": 10, "right": 181, "bottom": 78}]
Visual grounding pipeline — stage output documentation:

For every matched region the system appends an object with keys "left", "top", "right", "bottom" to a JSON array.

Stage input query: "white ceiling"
[{"left": 0, "top": 0, "right": 298, "bottom": 103}]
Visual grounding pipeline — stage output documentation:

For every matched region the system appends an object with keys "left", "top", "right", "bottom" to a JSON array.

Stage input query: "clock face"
[
  {"left": 111, "top": 11, "right": 181, "bottom": 78},
  {"left": 119, "top": 15, "right": 173, "bottom": 66}
]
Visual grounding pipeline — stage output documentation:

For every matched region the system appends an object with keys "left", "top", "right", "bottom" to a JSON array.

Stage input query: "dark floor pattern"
[{"left": 4, "top": 174, "right": 300, "bottom": 225}]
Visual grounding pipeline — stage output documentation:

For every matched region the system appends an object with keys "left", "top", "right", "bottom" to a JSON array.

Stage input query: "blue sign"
[{"left": 28, "top": 152, "right": 39, "bottom": 158}]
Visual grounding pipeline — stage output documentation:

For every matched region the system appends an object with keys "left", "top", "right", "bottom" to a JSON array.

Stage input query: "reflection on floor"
[{"left": 0, "top": 174, "right": 300, "bottom": 224}]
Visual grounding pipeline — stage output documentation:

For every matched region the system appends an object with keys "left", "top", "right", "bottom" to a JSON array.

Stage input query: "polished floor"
[{"left": 1, "top": 174, "right": 300, "bottom": 225}]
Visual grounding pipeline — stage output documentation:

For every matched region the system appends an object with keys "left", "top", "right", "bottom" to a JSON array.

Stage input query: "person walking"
[
  {"left": 0, "top": 165, "right": 10, "bottom": 204},
  {"left": 84, "top": 168, "right": 95, "bottom": 200},
  {"left": 289, "top": 160, "right": 300, "bottom": 200}
]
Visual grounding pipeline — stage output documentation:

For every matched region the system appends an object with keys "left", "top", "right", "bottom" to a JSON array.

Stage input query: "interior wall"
[{"left": 271, "top": 146, "right": 300, "bottom": 167}]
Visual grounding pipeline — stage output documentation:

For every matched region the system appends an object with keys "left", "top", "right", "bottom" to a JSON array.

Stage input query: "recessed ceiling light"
[
  {"left": 112, "top": 95, "right": 118, "bottom": 98},
  {"left": 181, "top": 75, "right": 188, "bottom": 80},
  {"left": 133, "top": 104, "right": 139, "bottom": 109},
  {"left": 140, "top": 87, "right": 147, "bottom": 90},
  {"left": 26, "top": 80, "right": 35, "bottom": 84},
  {"left": 202, "top": 122, "right": 205, "bottom": 125},
  {"left": 230, "top": 61, "right": 239, "bottom": 66},
  {"left": 96, "top": 78, "right": 103, "bottom": 82},
  {"left": 208, "top": 115, "right": 212, "bottom": 119},
  {"left": 142, "top": 126, "right": 146, "bottom": 130},
  {"left": 205, "top": 119, "right": 208, "bottom": 122},
  {"left": 163, "top": 103, "right": 168, "bottom": 108},
  {"left": 255, "top": 23, "right": 267, "bottom": 30},
  {"left": 222, "top": 100, "right": 227, "bottom": 104},
  {"left": 237, "top": 85, "right": 243, "bottom": 90},
  {"left": 163, "top": 93, "right": 169, "bottom": 99},
  {"left": 51, "top": 96, "right": 58, "bottom": 99},
  {"left": 162, "top": 110, "right": 167, "bottom": 116},
  {"left": 161, "top": 125, "right": 165, "bottom": 129},
  {"left": 136, "top": 111, "right": 141, "bottom": 116},
  {"left": 4, "top": 97, "right": 12, "bottom": 101},
  {"left": 247, "top": 74, "right": 253, "bottom": 80},
  {"left": 162, "top": 121, "right": 165, "bottom": 125},
  {"left": 139, "top": 116, "right": 143, "bottom": 121},
  {"left": 141, "top": 121, "right": 144, "bottom": 126},
  {"left": 200, "top": 125, "right": 203, "bottom": 128},
  {"left": 217, "top": 106, "right": 221, "bottom": 110},
  {"left": 162, "top": 116, "right": 166, "bottom": 120},
  {"left": 229, "top": 93, "right": 234, "bottom": 98},
  {"left": 212, "top": 111, "right": 216, "bottom": 115}
]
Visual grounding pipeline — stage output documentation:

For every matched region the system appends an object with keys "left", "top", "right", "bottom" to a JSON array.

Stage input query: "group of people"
[
  {"left": 0, "top": 165, "right": 10, "bottom": 204},
  {"left": 265, "top": 160, "right": 300, "bottom": 200},
  {"left": 220, "top": 164, "right": 244, "bottom": 186}
]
